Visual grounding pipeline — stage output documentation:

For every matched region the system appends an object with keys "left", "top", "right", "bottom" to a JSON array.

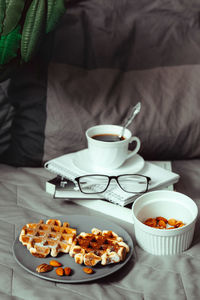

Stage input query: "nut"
[
  {"left": 64, "top": 267, "right": 72, "bottom": 276},
  {"left": 83, "top": 267, "right": 94, "bottom": 274},
  {"left": 143, "top": 218, "right": 157, "bottom": 227},
  {"left": 168, "top": 218, "right": 177, "bottom": 226},
  {"left": 175, "top": 221, "right": 184, "bottom": 228},
  {"left": 55, "top": 267, "right": 64, "bottom": 276},
  {"left": 36, "top": 263, "right": 53, "bottom": 273},
  {"left": 144, "top": 217, "right": 185, "bottom": 229},
  {"left": 156, "top": 216, "right": 167, "bottom": 223},
  {"left": 158, "top": 219, "right": 166, "bottom": 229},
  {"left": 49, "top": 260, "right": 62, "bottom": 267}
]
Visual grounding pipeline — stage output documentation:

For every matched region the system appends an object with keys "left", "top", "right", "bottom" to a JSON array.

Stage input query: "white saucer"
[{"left": 73, "top": 149, "right": 145, "bottom": 175}]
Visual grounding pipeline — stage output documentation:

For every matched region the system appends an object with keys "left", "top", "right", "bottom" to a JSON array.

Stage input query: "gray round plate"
[{"left": 13, "top": 215, "right": 133, "bottom": 283}]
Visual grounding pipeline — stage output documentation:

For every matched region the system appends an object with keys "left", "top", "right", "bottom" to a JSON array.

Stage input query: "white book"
[
  {"left": 44, "top": 149, "right": 179, "bottom": 206},
  {"left": 73, "top": 161, "right": 176, "bottom": 224},
  {"left": 46, "top": 176, "right": 102, "bottom": 199}
]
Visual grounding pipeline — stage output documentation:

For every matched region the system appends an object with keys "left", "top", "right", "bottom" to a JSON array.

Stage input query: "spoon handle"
[{"left": 120, "top": 102, "right": 141, "bottom": 138}]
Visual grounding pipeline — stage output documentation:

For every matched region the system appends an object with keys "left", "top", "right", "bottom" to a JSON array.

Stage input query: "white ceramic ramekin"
[{"left": 132, "top": 190, "right": 198, "bottom": 255}]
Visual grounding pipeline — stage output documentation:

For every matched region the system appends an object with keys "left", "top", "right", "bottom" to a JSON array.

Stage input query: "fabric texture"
[
  {"left": 1, "top": 0, "right": 200, "bottom": 166},
  {"left": 0, "top": 34, "right": 52, "bottom": 166},
  {"left": 44, "top": 0, "right": 200, "bottom": 162},
  {"left": 0, "top": 160, "right": 200, "bottom": 299},
  {"left": 0, "top": 79, "right": 14, "bottom": 155}
]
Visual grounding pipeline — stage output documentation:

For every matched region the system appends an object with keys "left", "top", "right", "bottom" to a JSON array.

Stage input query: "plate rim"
[{"left": 13, "top": 214, "right": 134, "bottom": 283}]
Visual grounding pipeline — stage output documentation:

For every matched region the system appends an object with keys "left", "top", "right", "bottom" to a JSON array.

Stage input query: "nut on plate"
[
  {"left": 55, "top": 267, "right": 64, "bottom": 276},
  {"left": 64, "top": 267, "right": 72, "bottom": 276},
  {"left": 49, "top": 260, "right": 62, "bottom": 267},
  {"left": 83, "top": 267, "right": 94, "bottom": 274},
  {"left": 36, "top": 263, "right": 53, "bottom": 273}
]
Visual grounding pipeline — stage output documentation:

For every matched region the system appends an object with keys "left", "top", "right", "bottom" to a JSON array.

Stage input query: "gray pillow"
[
  {"left": 0, "top": 79, "right": 14, "bottom": 156},
  {"left": 43, "top": 63, "right": 200, "bottom": 162},
  {"left": 43, "top": 1, "right": 200, "bottom": 162},
  {"left": 1, "top": 0, "right": 200, "bottom": 167}
]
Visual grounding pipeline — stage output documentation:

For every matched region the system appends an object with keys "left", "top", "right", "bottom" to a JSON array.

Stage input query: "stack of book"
[{"left": 45, "top": 150, "right": 179, "bottom": 207}]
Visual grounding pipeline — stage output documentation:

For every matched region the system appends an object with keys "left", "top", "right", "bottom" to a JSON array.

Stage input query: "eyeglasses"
[{"left": 74, "top": 174, "right": 151, "bottom": 194}]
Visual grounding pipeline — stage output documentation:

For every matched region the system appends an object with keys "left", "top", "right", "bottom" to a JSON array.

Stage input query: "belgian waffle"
[
  {"left": 69, "top": 228, "right": 130, "bottom": 266},
  {"left": 19, "top": 219, "right": 76, "bottom": 258}
]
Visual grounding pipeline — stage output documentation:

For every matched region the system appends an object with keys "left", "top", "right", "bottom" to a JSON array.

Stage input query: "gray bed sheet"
[{"left": 0, "top": 160, "right": 200, "bottom": 300}]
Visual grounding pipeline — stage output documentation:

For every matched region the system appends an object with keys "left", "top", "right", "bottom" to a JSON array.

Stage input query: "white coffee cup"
[{"left": 86, "top": 124, "right": 141, "bottom": 170}]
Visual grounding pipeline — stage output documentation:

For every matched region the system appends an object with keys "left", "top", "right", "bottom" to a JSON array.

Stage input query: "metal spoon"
[{"left": 119, "top": 102, "right": 141, "bottom": 139}]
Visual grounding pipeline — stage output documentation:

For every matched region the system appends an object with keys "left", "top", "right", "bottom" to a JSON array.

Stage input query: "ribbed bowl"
[{"left": 132, "top": 190, "right": 198, "bottom": 255}]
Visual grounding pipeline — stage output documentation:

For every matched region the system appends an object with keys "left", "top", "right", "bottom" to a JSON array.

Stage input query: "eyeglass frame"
[{"left": 74, "top": 174, "right": 151, "bottom": 194}]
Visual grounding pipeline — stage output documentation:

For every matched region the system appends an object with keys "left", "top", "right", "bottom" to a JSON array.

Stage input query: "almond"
[
  {"left": 83, "top": 267, "right": 94, "bottom": 274},
  {"left": 64, "top": 267, "right": 72, "bottom": 276},
  {"left": 36, "top": 263, "right": 53, "bottom": 273},
  {"left": 156, "top": 216, "right": 167, "bottom": 223},
  {"left": 143, "top": 218, "right": 157, "bottom": 227},
  {"left": 175, "top": 221, "right": 184, "bottom": 228},
  {"left": 49, "top": 260, "right": 62, "bottom": 267},
  {"left": 168, "top": 218, "right": 177, "bottom": 226},
  {"left": 56, "top": 267, "right": 64, "bottom": 276},
  {"left": 158, "top": 219, "right": 166, "bottom": 229},
  {"left": 178, "top": 223, "right": 185, "bottom": 228}
]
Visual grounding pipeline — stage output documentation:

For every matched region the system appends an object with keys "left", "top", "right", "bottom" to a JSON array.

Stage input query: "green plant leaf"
[
  {"left": 1, "top": 0, "right": 26, "bottom": 36},
  {"left": 0, "top": 0, "right": 6, "bottom": 34},
  {"left": 46, "top": 0, "right": 65, "bottom": 33},
  {"left": 21, "top": 0, "right": 46, "bottom": 62},
  {"left": 0, "top": 25, "right": 21, "bottom": 65}
]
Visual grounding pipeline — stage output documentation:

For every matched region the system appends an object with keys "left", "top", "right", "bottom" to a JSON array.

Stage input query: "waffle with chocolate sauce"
[{"left": 69, "top": 228, "right": 130, "bottom": 266}]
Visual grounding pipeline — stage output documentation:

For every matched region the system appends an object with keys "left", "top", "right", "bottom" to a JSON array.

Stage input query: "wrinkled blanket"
[{"left": 0, "top": 160, "right": 200, "bottom": 300}]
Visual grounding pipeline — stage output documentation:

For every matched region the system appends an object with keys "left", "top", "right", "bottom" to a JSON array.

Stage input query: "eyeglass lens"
[
  {"left": 78, "top": 175, "right": 109, "bottom": 193},
  {"left": 78, "top": 174, "right": 147, "bottom": 194},
  {"left": 117, "top": 175, "right": 147, "bottom": 192}
]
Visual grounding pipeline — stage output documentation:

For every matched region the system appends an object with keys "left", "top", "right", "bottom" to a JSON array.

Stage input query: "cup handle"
[{"left": 127, "top": 136, "right": 141, "bottom": 160}]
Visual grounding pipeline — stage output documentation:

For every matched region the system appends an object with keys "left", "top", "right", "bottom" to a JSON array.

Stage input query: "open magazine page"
[
  {"left": 46, "top": 161, "right": 176, "bottom": 223},
  {"left": 45, "top": 150, "right": 179, "bottom": 206},
  {"left": 72, "top": 161, "right": 174, "bottom": 223}
]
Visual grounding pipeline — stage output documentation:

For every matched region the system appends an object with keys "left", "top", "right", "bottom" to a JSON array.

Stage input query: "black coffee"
[{"left": 92, "top": 134, "right": 125, "bottom": 142}]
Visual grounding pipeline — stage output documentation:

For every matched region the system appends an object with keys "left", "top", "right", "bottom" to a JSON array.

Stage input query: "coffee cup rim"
[{"left": 86, "top": 124, "right": 132, "bottom": 141}]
